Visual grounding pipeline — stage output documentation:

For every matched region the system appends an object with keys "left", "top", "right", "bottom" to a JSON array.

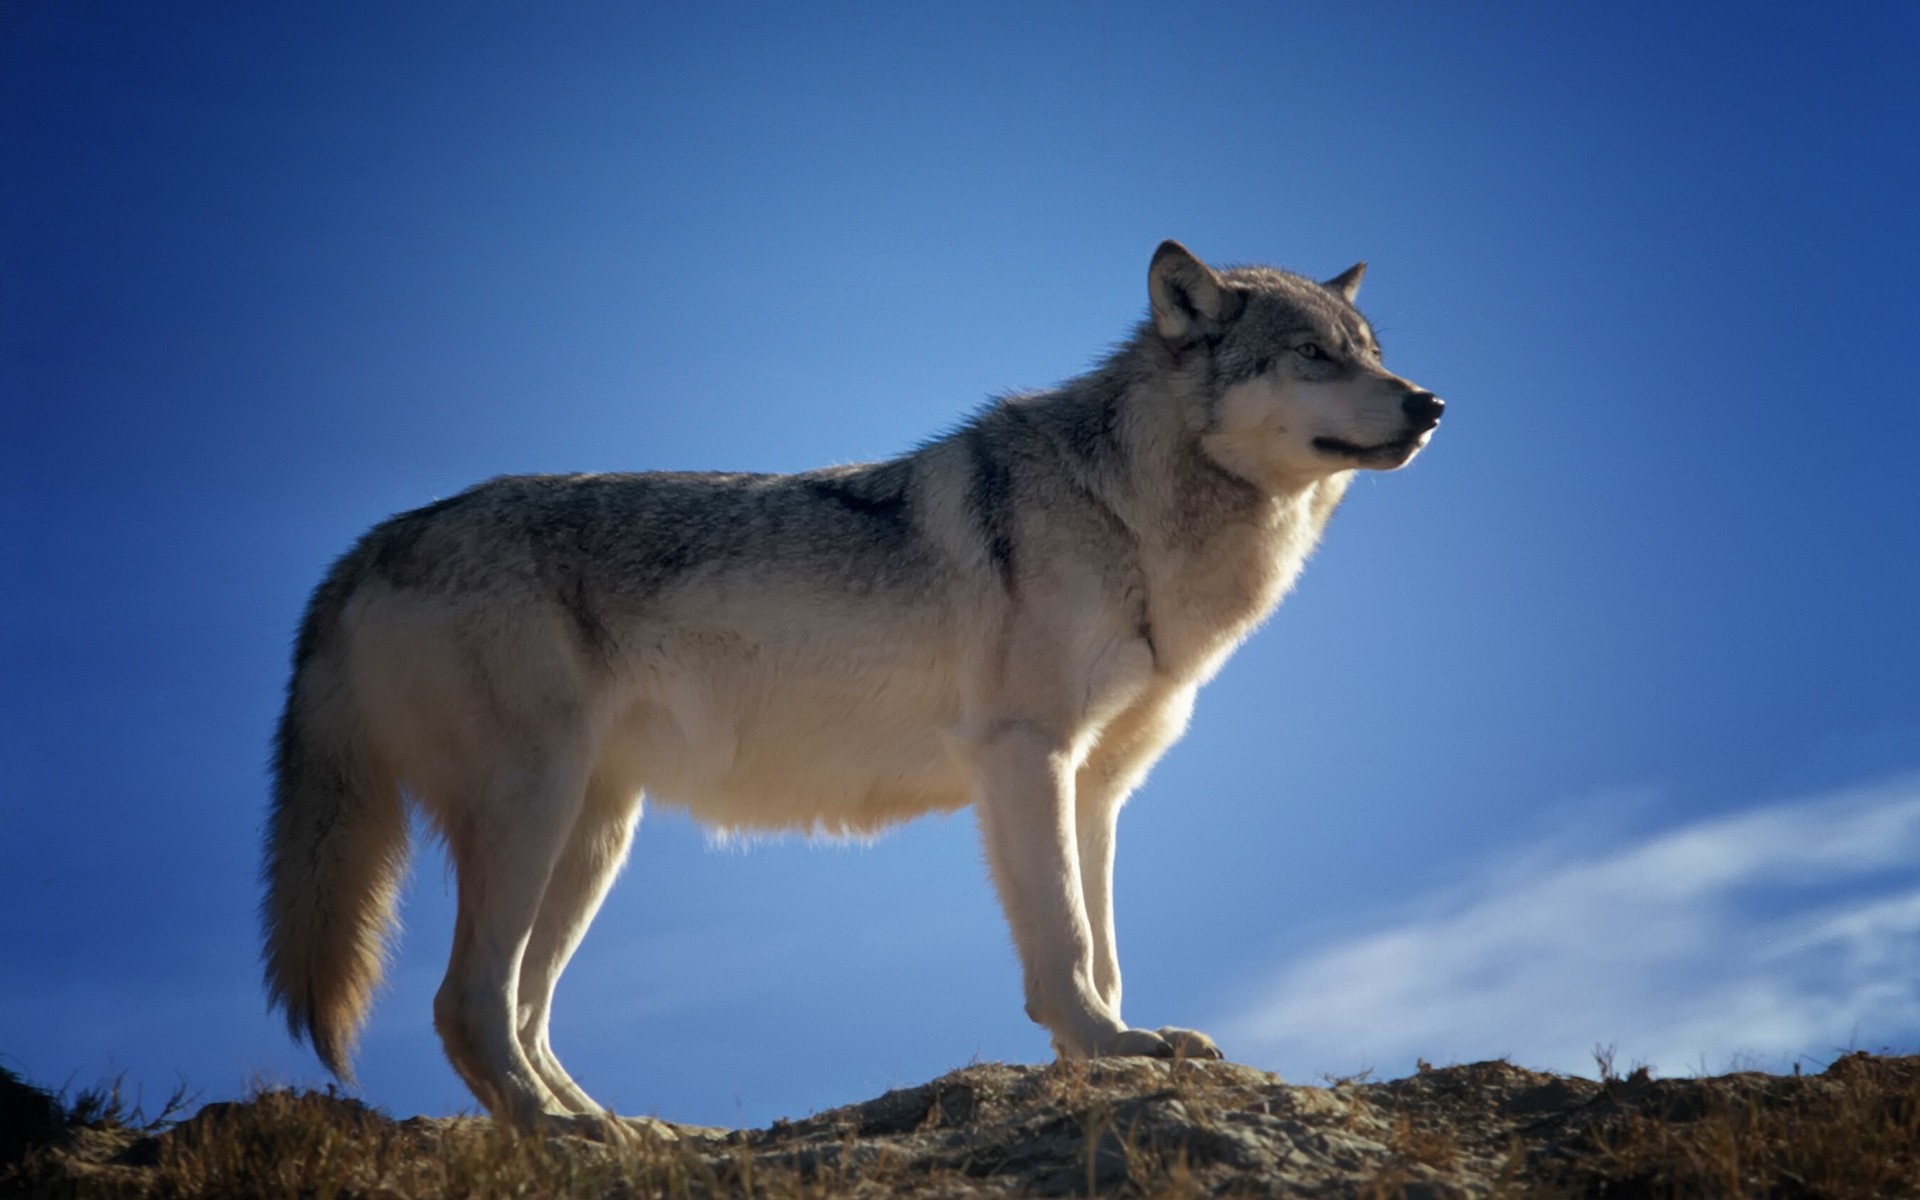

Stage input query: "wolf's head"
[{"left": 1148, "top": 241, "right": 1442, "bottom": 490}]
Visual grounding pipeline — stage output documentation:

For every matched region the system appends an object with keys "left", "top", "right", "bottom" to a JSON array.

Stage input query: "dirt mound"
[{"left": 6, "top": 1052, "right": 1916, "bottom": 1197}]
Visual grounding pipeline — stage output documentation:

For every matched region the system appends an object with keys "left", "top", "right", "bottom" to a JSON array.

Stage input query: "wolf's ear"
[
  {"left": 1150, "top": 240, "right": 1241, "bottom": 346},
  {"left": 1322, "top": 262, "right": 1366, "bottom": 303}
]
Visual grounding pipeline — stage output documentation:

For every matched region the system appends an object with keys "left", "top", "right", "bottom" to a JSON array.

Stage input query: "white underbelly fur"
[{"left": 603, "top": 633, "right": 973, "bottom": 834}]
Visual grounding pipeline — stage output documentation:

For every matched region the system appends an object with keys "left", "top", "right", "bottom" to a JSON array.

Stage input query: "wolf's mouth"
[{"left": 1312, "top": 434, "right": 1424, "bottom": 461}]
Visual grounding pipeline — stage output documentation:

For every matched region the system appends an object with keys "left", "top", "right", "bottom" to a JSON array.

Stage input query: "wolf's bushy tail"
[{"left": 261, "top": 562, "right": 409, "bottom": 1081}]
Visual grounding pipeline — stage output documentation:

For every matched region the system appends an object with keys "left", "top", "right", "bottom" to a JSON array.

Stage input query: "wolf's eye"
[{"left": 1295, "top": 342, "right": 1327, "bottom": 361}]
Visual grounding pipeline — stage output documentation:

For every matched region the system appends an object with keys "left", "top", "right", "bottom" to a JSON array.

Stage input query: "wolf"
[{"left": 262, "top": 241, "right": 1443, "bottom": 1131}]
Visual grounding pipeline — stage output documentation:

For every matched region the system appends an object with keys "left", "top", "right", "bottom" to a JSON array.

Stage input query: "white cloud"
[{"left": 1220, "top": 776, "right": 1920, "bottom": 1080}]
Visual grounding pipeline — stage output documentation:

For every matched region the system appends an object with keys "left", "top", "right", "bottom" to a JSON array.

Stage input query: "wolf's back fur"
[{"left": 261, "top": 241, "right": 1441, "bottom": 1127}]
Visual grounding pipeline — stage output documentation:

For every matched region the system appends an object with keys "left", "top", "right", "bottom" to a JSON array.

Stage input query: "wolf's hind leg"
[
  {"left": 515, "top": 777, "right": 641, "bottom": 1115},
  {"left": 433, "top": 756, "right": 588, "bottom": 1126}
]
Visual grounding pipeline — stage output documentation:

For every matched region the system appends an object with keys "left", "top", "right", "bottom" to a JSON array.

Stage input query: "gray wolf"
[{"left": 262, "top": 241, "right": 1443, "bottom": 1131}]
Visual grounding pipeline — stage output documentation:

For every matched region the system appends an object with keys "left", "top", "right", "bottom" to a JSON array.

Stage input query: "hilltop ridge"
[{"left": 5, "top": 1051, "right": 1916, "bottom": 1197}]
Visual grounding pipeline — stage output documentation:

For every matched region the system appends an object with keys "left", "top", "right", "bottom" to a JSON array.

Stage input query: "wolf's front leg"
[
  {"left": 1067, "top": 783, "right": 1224, "bottom": 1063},
  {"left": 970, "top": 719, "right": 1211, "bottom": 1060},
  {"left": 1075, "top": 788, "right": 1124, "bottom": 1016},
  {"left": 970, "top": 720, "right": 1124, "bottom": 1055}
]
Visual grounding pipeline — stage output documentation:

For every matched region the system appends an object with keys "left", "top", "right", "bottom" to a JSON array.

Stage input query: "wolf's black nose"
[{"left": 1402, "top": 391, "right": 1445, "bottom": 428}]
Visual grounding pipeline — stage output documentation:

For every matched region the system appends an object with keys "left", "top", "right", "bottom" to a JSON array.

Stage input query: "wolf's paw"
[
  {"left": 529, "top": 1110, "right": 644, "bottom": 1144},
  {"left": 618, "top": 1115, "right": 689, "bottom": 1142},
  {"left": 1101, "top": 1026, "right": 1224, "bottom": 1061},
  {"left": 525, "top": 1110, "right": 690, "bottom": 1145},
  {"left": 1152, "top": 1026, "right": 1224, "bottom": 1061}
]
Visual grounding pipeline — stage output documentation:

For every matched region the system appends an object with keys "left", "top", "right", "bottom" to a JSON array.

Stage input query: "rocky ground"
[{"left": 5, "top": 1051, "right": 1917, "bottom": 1197}]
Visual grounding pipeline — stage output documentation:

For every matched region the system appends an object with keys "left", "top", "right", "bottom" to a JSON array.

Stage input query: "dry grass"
[
  {"left": 6, "top": 1052, "right": 1919, "bottom": 1198},
  {"left": 1, "top": 1063, "right": 1247, "bottom": 1199},
  {"left": 1549, "top": 1051, "right": 1920, "bottom": 1198}
]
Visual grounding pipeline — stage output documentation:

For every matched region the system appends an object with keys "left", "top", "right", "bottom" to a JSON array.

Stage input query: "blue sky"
[{"left": 3, "top": 3, "right": 1916, "bottom": 1128}]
